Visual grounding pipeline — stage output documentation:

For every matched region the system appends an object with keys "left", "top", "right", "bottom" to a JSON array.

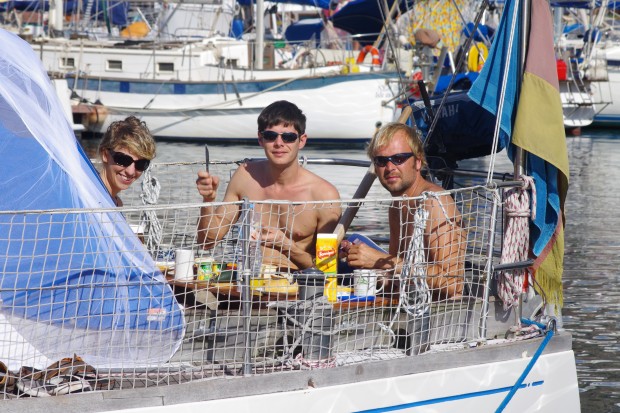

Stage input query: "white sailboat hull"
[
  {"left": 76, "top": 73, "right": 399, "bottom": 142},
  {"left": 591, "top": 64, "right": 620, "bottom": 127},
  {"left": 23, "top": 335, "right": 579, "bottom": 413}
]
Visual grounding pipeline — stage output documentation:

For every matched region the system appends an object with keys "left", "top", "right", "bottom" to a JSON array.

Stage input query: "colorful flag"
[
  {"left": 468, "top": 0, "right": 569, "bottom": 308},
  {"left": 513, "top": 0, "right": 568, "bottom": 308}
]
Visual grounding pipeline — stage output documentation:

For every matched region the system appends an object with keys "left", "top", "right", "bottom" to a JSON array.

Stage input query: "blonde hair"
[
  {"left": 98, "top": 116, "right": 156, "bottom": 160},
  {"left": 366, "top": 122, "right": 427, "bottom": 169}
]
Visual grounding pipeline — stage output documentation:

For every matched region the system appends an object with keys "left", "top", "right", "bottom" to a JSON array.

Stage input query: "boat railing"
[
  {"left": 113, "top": 157, "right": 517, "bottom": 209},
  {"left": 0, "top": 158, "right": 531, "bottom": 399}
]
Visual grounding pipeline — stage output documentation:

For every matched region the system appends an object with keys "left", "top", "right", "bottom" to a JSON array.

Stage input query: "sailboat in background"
[
  {"left": 5, "top": 0, "right": 407, "bottom": 142},
  {"left": 556, "top": 0, "right": 620, "bottom": 128}
]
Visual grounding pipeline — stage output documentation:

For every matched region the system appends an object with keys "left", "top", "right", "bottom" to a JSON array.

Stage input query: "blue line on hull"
[
  {"left": 354, "top": 381, "right": 544, "bottom": 412},
  {"left": 592, "top": 115, "right": 620, "bottom": 127},
  {"left": 67, "top": 72, "right": 399, "bottom": 95}
]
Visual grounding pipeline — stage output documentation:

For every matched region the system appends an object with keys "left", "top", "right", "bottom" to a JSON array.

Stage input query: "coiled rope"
[
  {"left": 497, "top": 176, "right": 536, "bottom": 310},
  {"left": 140, "top": 168, "right": 163, "bottom": 251},
  {"left": 401, "top": 193, "right": 438, "bottom": 317}
]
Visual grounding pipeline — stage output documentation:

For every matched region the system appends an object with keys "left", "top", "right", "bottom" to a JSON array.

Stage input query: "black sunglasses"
[
  {"left": 373, "top": 152, "right": 415, "bottom": 167},
  {"left": 260, "top": 130, "right": 299, "bottom": 143},
  {"left": 108, "top": 149, "right": 150, "bottom": 172}
]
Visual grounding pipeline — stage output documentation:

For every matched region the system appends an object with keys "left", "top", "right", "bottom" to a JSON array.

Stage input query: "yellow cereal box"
[{"left": 316, "top": 233, "right": 338, "bottom": 275}]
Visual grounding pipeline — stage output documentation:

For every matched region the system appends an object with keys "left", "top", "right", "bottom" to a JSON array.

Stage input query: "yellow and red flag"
[{"left": 469, "top": 0, "right": 569, "bottom": 308}]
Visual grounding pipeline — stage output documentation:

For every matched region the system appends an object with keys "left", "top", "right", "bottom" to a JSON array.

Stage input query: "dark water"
[
  {"left": 562, "top": 130, "right": 620, "bottom": 413},
  {"left": 80, "top": 128, "right": 620, "bottom": 411}
]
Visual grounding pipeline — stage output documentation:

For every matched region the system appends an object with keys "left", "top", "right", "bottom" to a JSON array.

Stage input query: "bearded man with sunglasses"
[
  {"left": 341, "top": 122, "right": 465, "bottom": 299},
  {"left": 98, "top": 116, "right": 156, "bottom": 207},
  {"left": 196, "top": 101, "right": 341, "bottom": 270}
]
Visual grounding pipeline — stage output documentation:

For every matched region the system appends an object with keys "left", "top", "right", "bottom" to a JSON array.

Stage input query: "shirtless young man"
[
  {"left": 195, "top": 100, "right": 341, "bottom": 270},
  {"left": 341, "top": 122, "right": 465, "bottom": 299}
]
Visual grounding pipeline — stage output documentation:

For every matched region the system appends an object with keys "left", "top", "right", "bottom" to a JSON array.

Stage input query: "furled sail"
[{"left": 0, "top": 29, "right": 185, "bottom": 371}]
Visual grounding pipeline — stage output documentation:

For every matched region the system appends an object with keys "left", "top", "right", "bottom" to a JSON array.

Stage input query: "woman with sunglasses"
[{"left": 98, "top": 116, "right": 156, "bottom": 207}]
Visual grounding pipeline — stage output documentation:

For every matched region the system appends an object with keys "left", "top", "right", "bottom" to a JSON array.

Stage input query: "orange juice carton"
[{"left": 316, "top": 233, "right": 338, "bottom": 275}]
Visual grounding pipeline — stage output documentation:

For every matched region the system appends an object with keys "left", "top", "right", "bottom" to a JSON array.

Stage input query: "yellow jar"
[{"left": 325, "top": 276, "right": 338, "bottom": 303}]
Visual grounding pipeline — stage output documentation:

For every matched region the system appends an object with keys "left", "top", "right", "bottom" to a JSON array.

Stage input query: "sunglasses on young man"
[
  {"left": 259, "top": 130, "right": 299, "bottom": 143},
  {"left": 373, "top": 152, "right": 415, "bottom": 168},
  {"left": 108, "top": 149, "right": 150, "bottom": 172}
]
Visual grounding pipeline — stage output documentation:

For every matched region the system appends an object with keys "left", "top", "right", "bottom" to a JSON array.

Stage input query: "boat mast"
[
  {"left": 513, "top": 0, "right": 530, "bottom": 179},
  {"left": 514, "top": 0, "right": 530, "bottom": 322},
  {"left": 49, "top": 0, "right": 64, "bottom": 36},
  {"left": 255, "top": 0, "right": 265, "bottom": 69}
]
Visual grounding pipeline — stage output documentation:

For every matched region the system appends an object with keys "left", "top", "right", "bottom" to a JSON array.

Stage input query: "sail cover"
[{"left": 0, "top": 29, "right": 185, "bottom": 370}]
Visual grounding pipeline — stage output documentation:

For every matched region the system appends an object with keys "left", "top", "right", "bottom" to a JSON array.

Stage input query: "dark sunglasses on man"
[
  {"left": 373, "top": 152, "right": 415, "bottom": 168},
  {"left": 259, "top": 130, "right": 299, "bottom": 143},
  {"left": 108, "top": 149, "right": 150, "bottom": 172}
]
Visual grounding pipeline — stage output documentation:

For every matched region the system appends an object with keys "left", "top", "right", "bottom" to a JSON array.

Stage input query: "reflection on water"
[
  {"left": 563, "top": 131, "right": 620, "bottom": 412},
  {"left": 78, "top": 129, "right": 620, "bottom": 411}
]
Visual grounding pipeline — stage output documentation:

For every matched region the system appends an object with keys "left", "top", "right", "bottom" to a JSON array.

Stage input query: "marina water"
[{"left": 79, "top": 127, "right": 620, "bottom": 412}]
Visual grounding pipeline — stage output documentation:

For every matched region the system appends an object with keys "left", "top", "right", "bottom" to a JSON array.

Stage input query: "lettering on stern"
[{"left": 376, "top": 84, "right": 394, "bottom": 98}]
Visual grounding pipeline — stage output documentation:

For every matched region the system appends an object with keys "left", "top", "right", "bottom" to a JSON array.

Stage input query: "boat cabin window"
[
  {"left": 107, "top": 60, "right": 123, "bottom": 71},
  {"left": 158, "top": 62, "right": 175, "bottom": 73},
  {"left": 60, "top": 57, "right": 75, "bottom": 69}
]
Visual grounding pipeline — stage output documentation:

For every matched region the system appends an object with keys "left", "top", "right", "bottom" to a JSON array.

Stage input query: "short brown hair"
[
  {"left": 366, "top": 122, "right": 427, "bottom": 169},
  {"left": 98, "top": 116, "right": 156, "bottom": 160},
  {"left": 257, "top": 100, "right": 306, "bottom": 135}
]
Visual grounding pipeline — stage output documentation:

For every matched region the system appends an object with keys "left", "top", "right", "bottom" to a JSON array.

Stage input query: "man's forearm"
[
  {"left": 197, "top": 205, "right": 230, "bottom": 248},
  {"left": 287, "top": 243, "right": 315, "bottom": 270},
  {"left": 426, "top": 263, "right": 464, "bottom": 298}
]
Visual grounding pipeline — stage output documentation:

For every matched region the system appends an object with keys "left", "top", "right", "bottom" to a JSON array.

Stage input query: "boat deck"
[{"left": 0, "top": 160, "right": 572, "bottom": 410}]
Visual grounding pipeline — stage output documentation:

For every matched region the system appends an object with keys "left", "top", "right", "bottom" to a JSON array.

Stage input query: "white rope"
[
  {"left": 140, "top": 168, "right": 163, "bottom": 252},
  {"left": 401, "top": 194, "right": 432, "bottom": 318},
  {"left": 497, "top": 175, "right": 536, "bottom": 310}
]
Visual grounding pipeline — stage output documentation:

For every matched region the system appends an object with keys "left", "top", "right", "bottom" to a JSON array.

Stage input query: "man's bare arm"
[
  {"left": 196, "top": 169, "right": 243, "bottom": 248},
  {"left": 424, "top": 196, "right": 466, "bottom": 299},
  {"left": 342, "top": 204, "right": 399, "bottom": 270}
]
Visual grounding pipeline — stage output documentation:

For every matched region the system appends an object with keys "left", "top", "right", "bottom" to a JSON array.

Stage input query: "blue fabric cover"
[
  {"left": 284, "top": 18, "right": 324, "bottom": 44},
  {"left": 330, "top": 0, "right": 412, "bottom": 46},
  {"left": 0, "top": 29, "right": 184, "bottom": 367}
]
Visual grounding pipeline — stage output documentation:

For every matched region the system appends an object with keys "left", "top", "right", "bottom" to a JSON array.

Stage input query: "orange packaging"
[{"left": 316, "top": 233, "right": 338, "bottom": 276}]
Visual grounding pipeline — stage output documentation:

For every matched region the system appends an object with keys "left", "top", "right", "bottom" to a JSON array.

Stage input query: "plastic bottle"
[{"left": 249, "top": 204, "right": 263, "bottom": 279}]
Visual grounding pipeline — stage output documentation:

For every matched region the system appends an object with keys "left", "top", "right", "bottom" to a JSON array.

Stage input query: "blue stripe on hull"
[
  {"left": 354, "top": 380, "right": 544, "bottom": 412},
  {"left": 67, "top": 72, "right": 398, "bottom": 95},
  {"left": 592, "top": 114, "right": 620, "bottom": 127}
]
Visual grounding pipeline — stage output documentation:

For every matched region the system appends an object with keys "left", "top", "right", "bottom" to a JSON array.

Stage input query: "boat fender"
[
  {"left": 356, "top": 45, "right": 381, "bottom": 66},
  {"left": 467, "top": 42, "right": 488, "bottom": 73},
  {"left": 86, "top": 103, "right": 108, "bottom": 128}
]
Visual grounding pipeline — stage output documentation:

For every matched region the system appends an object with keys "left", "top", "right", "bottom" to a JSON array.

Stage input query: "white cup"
[
  {"left": 175, "top": 249, "right": 195, "bottom": 281},
  {"left": 353, "top": 269, "right": 384, "bottom": 297}
]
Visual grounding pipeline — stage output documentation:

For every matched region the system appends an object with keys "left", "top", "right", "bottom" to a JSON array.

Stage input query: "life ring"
[
  {"left": 356, "top": 45, "right": 381, "bottom": 66},
  {"left": 467, "top": 42, "right": 488, "bottom": 72}
]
